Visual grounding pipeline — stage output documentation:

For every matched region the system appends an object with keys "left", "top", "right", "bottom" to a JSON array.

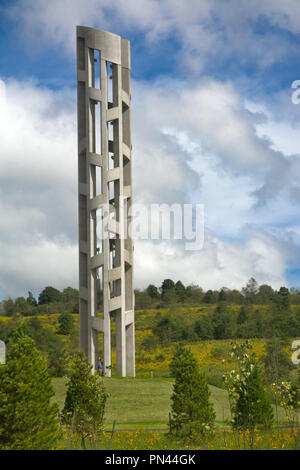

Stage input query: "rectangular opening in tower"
[
  {"left": 95, "top": 101, "right": 101, "bottom": 154},
  {"left": 108, "top": 180, "right": 115, "bottom": 206},
  {"left": 93, "top": 49, "right": 101, "bottom": 89},
  {"left": 97, "top": 265, "right": 103, "bottom": 317},
  {"left": 96, "top": 165, "right": 102, "bottom": 195},
  {"left": 96, "top": 207, "right": 103, "bottom": 254},
  {"left": 108, "top": 121, "right": 115, "bottom": 169},
  {"left": 91, "top": 100, "right": 102, "bottom": 155},
  {"left": 107, "top": 62, "right": 113, "bottom": 106}
]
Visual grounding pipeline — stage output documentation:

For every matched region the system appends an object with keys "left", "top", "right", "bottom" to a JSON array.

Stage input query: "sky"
[{"left": 1, "top": 0, "right": 300, "bottom": 299}]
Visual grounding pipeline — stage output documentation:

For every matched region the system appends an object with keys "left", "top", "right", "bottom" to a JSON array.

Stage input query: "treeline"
[
  {"left": 2, "top": 277, "right": 300, "bottom": 317},
  {"left": 135, "top": 277, "right": 300, "bottom": 308},
  {"left": 0, "top": 286, "right": 79, "bottom": 316}
]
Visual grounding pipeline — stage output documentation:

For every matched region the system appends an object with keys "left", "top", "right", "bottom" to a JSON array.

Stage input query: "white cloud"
[
  {"left": 4, "top": 0, "right": 300, "bottom": 72},
  {"left": 134, "top": 229, "right": 291, "bottom": 291},
  {"left": 133, "top": 78, "right": 300, "bottom": 207},
  {"left": 0, "top": 79, "right": 78, "bottom": 297},
  {"left": 0, "top": 241, "right": 77, "bottom": 299},
  {"left": 0, "top": 73, "right": 299, "bottom": 298}
]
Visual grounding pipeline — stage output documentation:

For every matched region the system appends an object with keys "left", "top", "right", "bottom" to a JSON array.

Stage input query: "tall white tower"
[{"left": 76, "top": 26, "right": 135, "bottom": 376}]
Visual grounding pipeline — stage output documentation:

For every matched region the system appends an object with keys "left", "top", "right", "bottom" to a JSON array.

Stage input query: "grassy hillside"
[
  {"left": 52, "top": 376, "right": 297, "bottom": 430},
  {"left": 1, "top": 306, "right": 297, "bottom": 379}
]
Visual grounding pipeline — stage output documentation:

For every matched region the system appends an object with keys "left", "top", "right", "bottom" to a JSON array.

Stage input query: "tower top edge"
[
  {"left": 76, "top": 26, "right": 130, "bottom": 68},
  {"left": 76, "top": 25, "right": 130, "bottom": 44}
]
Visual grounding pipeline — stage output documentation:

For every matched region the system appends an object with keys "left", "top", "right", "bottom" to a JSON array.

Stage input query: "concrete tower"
[{"left": 76, "top": 26, "right": 135, "bottom": 377}]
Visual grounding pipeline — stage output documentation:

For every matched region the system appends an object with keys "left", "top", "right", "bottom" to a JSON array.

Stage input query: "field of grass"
[
  {"left": 52, "top": 376, "right": 297, "bottom": 431},
  {"left": 53, "top": 376, "right": 300, "bottom": 450}
]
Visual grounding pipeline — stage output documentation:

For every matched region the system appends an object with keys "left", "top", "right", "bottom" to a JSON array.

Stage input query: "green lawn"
[
  {"left": 52, "top": 377, "right": 174, "bottom": 429},
  {"left": 52, "top": 376, "right": 296, "bottom": 431}
]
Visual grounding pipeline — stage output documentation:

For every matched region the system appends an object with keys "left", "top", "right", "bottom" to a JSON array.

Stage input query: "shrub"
[
  {"left": 57, "top": 312, "right": 74, "bottom": 335},
  {"left": 141, "top": 335, "right": 158, "bottom": 350}
]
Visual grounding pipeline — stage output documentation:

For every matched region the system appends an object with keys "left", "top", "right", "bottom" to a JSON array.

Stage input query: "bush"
[
  {"left": 141, "top": 335, "right": 159, "bottom": 350},
  {"left": 57, "top": 312, "right": 74, "bottom": 335}
]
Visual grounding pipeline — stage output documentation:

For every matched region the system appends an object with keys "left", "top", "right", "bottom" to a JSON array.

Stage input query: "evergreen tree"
[
  {"left": 170, "top": 346, "right": 215, "bottom": 438},
  {"left": 0, "top": 326, "right": 61, "bottom": 449},
  {"left": 218, "top": 288, "right": 228, "bottom": 302},
  {"left": 277, "top": 287, "right": 290, "bottom": 309},
  {"left": 61, "top": 352, "right": 109, "bottom": 447},
  {"left": 175, "top": 281, "right": 186, "bottom": 303},
  {"left": 161, "top": 279, "right": 175, "bottom": 296},
  {"left": 212, "top": 302, "right": 235, "bottom": 339}
]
